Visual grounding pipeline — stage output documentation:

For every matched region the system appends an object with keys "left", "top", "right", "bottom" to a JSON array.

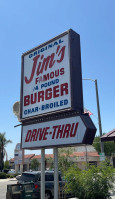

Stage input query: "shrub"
[
  {"left": 0, "top": 172, "right": 6, "bottom": 179},
  {"left": 6, "top": 174, "right": 10, "bottom": 178},
  {"left": 13, "top": 173, "right": 19, "bottom": 177},
  {"left": 10, "top": 175, "right": 14, "bottom": 178},
  {"left": 65, "top": 161, "right": 115, "bottom": 199}
]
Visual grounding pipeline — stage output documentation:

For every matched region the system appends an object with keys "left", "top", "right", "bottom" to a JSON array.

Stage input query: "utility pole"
[
  {"left": 95, "top": 79, "right": 104, "bottom": 153},
  {"left": 83, "top": 78, "right": 104, "bottom": 153}
]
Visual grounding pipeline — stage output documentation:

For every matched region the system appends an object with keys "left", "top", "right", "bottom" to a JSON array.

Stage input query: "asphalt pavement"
[{"left": 0, "top": 178, "right": 17, "bottom": 199}]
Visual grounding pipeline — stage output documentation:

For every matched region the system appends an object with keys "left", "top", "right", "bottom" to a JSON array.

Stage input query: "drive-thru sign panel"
[{"left": 21, "top": 114, "right": 96, "bottom": 149}]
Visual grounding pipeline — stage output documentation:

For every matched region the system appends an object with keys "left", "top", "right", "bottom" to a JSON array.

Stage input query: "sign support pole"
[
  {"left": 22, "top": 149, "right": 24, "bottom": 173},
  {"left": 54, "top": 147, "right": 58, "bottom": 199},
  {"left": 41, "top": 148, "right": 45, "bottom": 199}
]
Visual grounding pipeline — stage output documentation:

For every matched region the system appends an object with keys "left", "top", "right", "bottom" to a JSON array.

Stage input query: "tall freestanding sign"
[
  {"left": 20, "top": 29, "right": 96, "bottom": 148},
  {"left": 20, "top": 28, "right": 96, "bottom": 149},
  {"left": 20, "top": 29, "right": 96, "bottom": 199}
]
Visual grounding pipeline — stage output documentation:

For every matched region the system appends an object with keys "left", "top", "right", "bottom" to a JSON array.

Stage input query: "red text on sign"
[
  {"left": 25, "top": 122, "right": 79, "bottom": 142},
  {"left": 25, "top": 45, "right": 66, "bottom": 84},
  {"left": 24, "top": 83, "right": 68, "bottom": 106}
]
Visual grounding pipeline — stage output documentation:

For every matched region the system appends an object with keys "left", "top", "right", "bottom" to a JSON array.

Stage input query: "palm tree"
[{"left": 0, "top": 132, "right": 12, "bottom": 171}]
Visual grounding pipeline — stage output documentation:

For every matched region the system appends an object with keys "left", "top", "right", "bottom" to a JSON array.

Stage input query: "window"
[
  {"left": 21, "top": 173, "right": 36, "bottom": 182},
  {"left": 45, "top": 174, "right": 54, "bottom": 181}
]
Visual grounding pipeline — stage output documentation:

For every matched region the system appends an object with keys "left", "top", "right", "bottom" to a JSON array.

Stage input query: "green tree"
[
  {"left": 46, "top": 147, "right": 77, "bottom": 175},
  {"left": 65, "top": 161, "right": 115, "bottom": 199},
  {"left": 31, "top": 158, "right": 39, "bottom": 170},
  {"left": 45, "top": 157, "right": 54, "bottom": 170},
  {"left": 93, "top": 135, "right": 115, "bottom": 156},
  {"left": 4, "top": 160, "right": 9, "bottom": 169},
  {"left": 0, "top": 132, "right": 12, "bottom": 171},
  {"left": 58, "top": 147, "right": 77, "bottom": 175}
]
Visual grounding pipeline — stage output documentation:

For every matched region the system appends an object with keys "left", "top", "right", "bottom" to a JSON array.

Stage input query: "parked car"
[
  {"left": 7, "top": 169, "right": 16, "bottom": 174},
  {"left": 3, "top": 169, "right": 9, "bottom": 173},
  {"left": 16, "top": 174, "right": 21, "bottom": 181},
  {"left": 8, "top": 169, "right": 21, "bottom": 175},
  {"left": 17, "top": 170, "right": 72, "bottom": 199}
]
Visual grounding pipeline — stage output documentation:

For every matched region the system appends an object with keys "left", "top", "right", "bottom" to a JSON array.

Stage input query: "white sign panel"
[
  {"left": 21, "top": 116, "right": 87, "bottom": 149},
  {"left": 21, "top": 34, "right": 71, "bottom": 119},
  {"left": 14, "top": 143, "right": 22, "bottom": 165}
]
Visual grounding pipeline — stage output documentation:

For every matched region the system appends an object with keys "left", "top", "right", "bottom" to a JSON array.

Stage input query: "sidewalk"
[{"left": 0, "top": 178, "right": 16, "bottom": 182}]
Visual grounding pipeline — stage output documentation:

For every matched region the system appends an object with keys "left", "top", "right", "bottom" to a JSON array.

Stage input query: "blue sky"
[{"left": 0, "top": 0, "right": 115, "bottom": 159}]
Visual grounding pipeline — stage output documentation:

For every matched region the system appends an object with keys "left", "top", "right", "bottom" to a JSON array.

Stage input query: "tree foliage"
[
  {"left": 46, "top": 147, "right": 77, "bottom": 175},
  {"left": 65, "top": 161, "right": 115, "bottom": 199},
  {"left": 93, "top": 135, "right": 115, "bottom": 156},
  {"left": 4, "top": 160, "right": 9, "bottom": 169},
  {"left": 31, "top": 158, "right": 39, "bottom": 170},
  {"left": 0, "top": 132, "right": 12, "bottom": 171},
  {"left": 58, "top": 147, "right": 77, "bottom": 175}
]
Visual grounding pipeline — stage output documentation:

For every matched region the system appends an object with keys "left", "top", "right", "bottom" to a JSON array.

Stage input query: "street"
[
  {"left": 0, "top": 178, "right": 17, "bottom": 199},
  {"left": 0, "top": 178, "right": 115, "bottom": 199}
]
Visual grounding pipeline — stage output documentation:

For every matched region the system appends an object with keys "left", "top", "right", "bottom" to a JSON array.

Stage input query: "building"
[{"left": 9, "top": 145, "right": 100, "bottom": 172}]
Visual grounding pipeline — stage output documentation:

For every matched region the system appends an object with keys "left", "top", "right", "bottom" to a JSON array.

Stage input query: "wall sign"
[
  {"left": 20, "top": 29, "right": 83, "bottom": 121},
  {"left": 21, "top": 114, "right": 96, "bottom": 149}
]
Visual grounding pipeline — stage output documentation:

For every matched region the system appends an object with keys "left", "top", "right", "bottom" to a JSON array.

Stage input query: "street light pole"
[{"left": 83, "top": 78, "right": 104, "bottom": 153}]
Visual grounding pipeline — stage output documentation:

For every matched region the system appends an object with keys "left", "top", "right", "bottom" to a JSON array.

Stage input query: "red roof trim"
[{"left": 10, "top": 151, "right": 99, "bottom": 161}]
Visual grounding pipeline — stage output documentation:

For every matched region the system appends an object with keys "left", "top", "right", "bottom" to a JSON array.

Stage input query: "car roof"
[
  {"left": 22, "top": 170, "right": 61, "bottom": 175},
  {"left": 22, "top": 171, "right": 40, "bottom": 174}
]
